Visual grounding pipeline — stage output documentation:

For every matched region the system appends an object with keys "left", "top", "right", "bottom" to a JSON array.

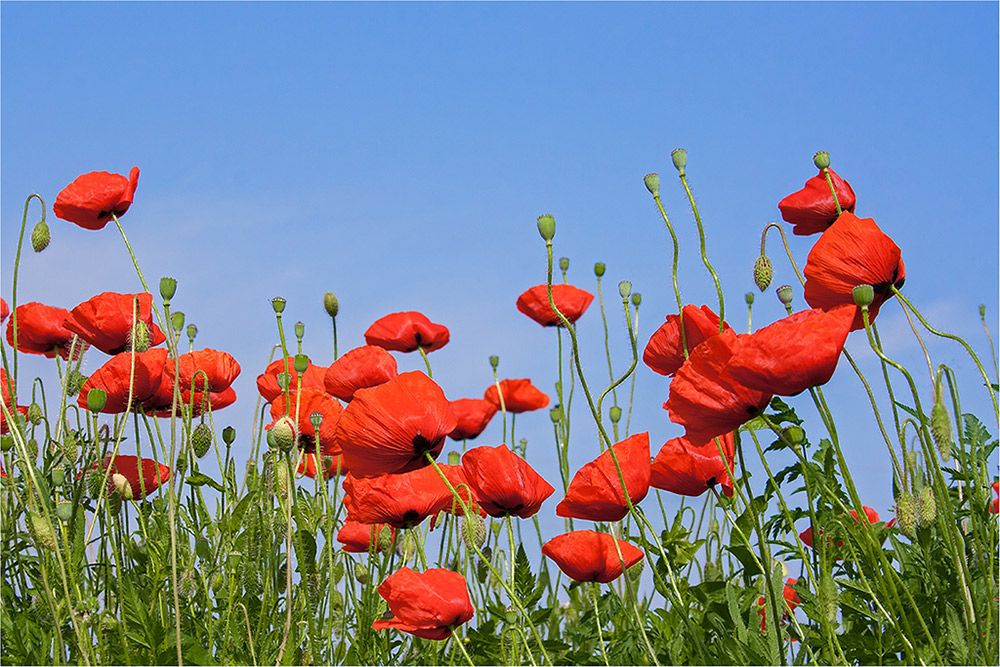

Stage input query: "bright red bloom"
[
  {"left": 0, "top": 298, "right": 8, "bottom": 323},
  {"left": 95, "top": 455, "right": 171, "bottom": 499},
  {"left": 152, "top": 386, "right": 236, "bottom": 418},
  {"left": 337, "top": 519, "right": 395, "bottom": 553},
  {"left": 372, "top": 567, "right": 474, "bottom": 640},
  {"left": 724, "top": 305, "right": 855, "bottom": 396},
  {"left": 164, "top": 348, "right": 241, "bottom": 394},
  {"left": 256, "top": 355, "right": 326, "bottom": 403},
  {"left": 334, "top": 371, "right": 457, "bottom": 477},
  {"left": 462, "top": 444, "right": 555, "bottom": 518},
  {"left": 665, "top": 331, "right": 773, "bottom": 444},
  {"left": 779, "top": 168, "right": 857, "bottom": 236},
  {"left": 6, "top": 302, "right": 86, "bottom": 360},
  {"left": 516, "top": 284, "right": 595, "bottom": 327},
  {"left": 804, "top": 212, "right": 905, "bottom": 331},
  {"left": 268, "top": 387, "right": 345, "bottom": 462},
  {"left": 651, "top": 432, "right": 735, "bottom": 497},
  {"left": 53, "top": 167, "right": 140, "bottom": 231},
  {"left": 989, "top": 481, "right": 998, "bottom": 514},
  {"left": 799, "top": 506, "right": 881, "bottom": 550},
  {"left": 1, "top": 368, "right": 27, "bottom": 435},
  {"left": 643, "top": 305, "right": 732, "bottom": 377},
  {"left": 447, "top": 398, "right": 498, "bottom": 441},
  {"left": 757, "top": 578, "right": 801, "bottom": 632},
  {"left": 556, "top": 432, "right": 650, "bottom": 522},
  {"left": 323, "top": 345, "right": 398, "bottom": 402},
  {"left": 364, "top": 311, "right": 450, "bottom": 353},
  {"left": 484, "top": 378, "right": 549, "bottom": 413},
  {"left": 542, "top": 530, "right": 644, "bottom": 583},
  {"left": 64, "top": 292, "right": 166, "bottom": 355},
  {"left": 343, "top": 465, "right": 476, "bottom": 529},
  {"left": 76, "top": 349, "right": 169, "bottom": 414}
]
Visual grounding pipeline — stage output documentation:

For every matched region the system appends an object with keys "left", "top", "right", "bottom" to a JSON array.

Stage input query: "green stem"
[{"left": 678, "top": 172, "right": 725, "bottom": 327}]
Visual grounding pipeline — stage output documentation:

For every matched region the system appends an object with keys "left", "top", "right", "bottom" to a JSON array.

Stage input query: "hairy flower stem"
[
  {"left": 760, "top": 223, "right": 806, "bottom": 287},
  {"left": 595, "top": 275, "right": 619, "bottom": 439},
  {"left": 821, "top": 168, "right": 843, "bottom": 215},
  {"left": 650, "top": 192, "right": 688, "bottom": 353},
  {"left": 8, "top": 193, "right": 46, "bottom": 390},
  {"left": 678, "top": 172, "right": 725, "bottom": 329}
]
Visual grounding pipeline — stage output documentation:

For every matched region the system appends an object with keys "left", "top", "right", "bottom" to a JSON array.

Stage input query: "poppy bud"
[
  {"left": 31, "top": 221, "right": 51, "bottom": 253},
  {"left": 631, "top": 292, "right": 642, "bottom": 307},
  {"left": 818, "top": 571, "right": 838, "bottom": 624},
  {"left": 87, "top": 388, "right": 107, "bottom": 413},
  {"left": 128, "top": 321, "right": 151, "bottom": 353},
  {"left": 275, "top": 458, "right": 292, "bottom": 499},
  {"left": 643, "top": 173, "right": 660, "bottom": 196},
  {"left": 61, "top": 431, "right": 78, "bottom": 463},
  {"left": 175, "top": 451, "right": 188, "bottom": 475},
  {"left": 618, "top": 281, "right": 632, "bottom": 299},
  {"left": 191, "top": 423, "right": 213, "bottom": 459},
  {"left": 396, "top": 531, "right": 416, "bottom": 562},
  {"left": 66, "top": 370, "right": 87, "bottom": 396},
  {"left": 28, "top": 512, "right": 57, "bottom": 551},
  {"left": 536, "top": 214, "right": 556, "bottom": 241},
  {"left": 916, "top": 486, "right": 937, "bottom": 526},
  {"left": 609, "top": 406, "right": 622, "bottom": 423},
  {"left": 159, "top": 277, "right": 178, "bottom": 302},
  {"left": 323, "top": 292, "right": 339, "bottom": 317},
  {"left": 51, "top": 467, "right": 65, "bottom": 487},
  {"left": 223, "top": 426, "right": 236, "bottom": 446},
  {"left": 461, "top": 513, "right": 487, "bottom": 550},
  {"left": 171, "top": 311, "right": 185, "bottom": 333},
  {"left": 776, "top": 284, "right": 794, "bottom": 305},
  {"left": 56, "top": 500, "right": 73, "bottom": 523},
  {"left": 745, "top": 292, "right": 755, "bottom": 306},
  {"left": 86, "top": 468, "right": 105, "bottom": 498},
  {"left": 113, "top": 473, "right": 133, "bottom": 500},
  {"left": 895, "top": 492, "right": 917, "bottom": 537},
  {"left": 26, "top": 438, "right": 38, "bottom": 462},
  {"left": 813, "top": 151, "right": 831, "bottom": 170},
  {"left": 852, "top": 284, "right": 874, "bottom": 308},
  {"left": 107, "top": 490, "right": 123, "bottom": 517},
  {"left": 271, "top": 297, "right": 286, "bottom": 314},
  {"left": 489, "top": 355, "right": 499, "bottom": 369},
  {"left": 753, "top": 255, "right": 773, "bottom": 292},
  {"left": 448, "top": 451, "right": 460, "bottom": 466},
  {"left": 354, "top": 562, "right": 370, "bottom": 585},
  {"left": 378, "top": 525, "right": 394, "bottom": 554},
  {"left": 267, "top": 417, "right": 296, "bottom": 453},
  {"left": 27, "top": 402, "right": 42, "bottom": 425},
  {"left": 594, "top": 262, "right": 606, "bottom": 277},
  {"left": 782, "top": 425, "right": 806, "bottom": 446},
  {"left": 186, "top": 324, "right": 198, "bottom": 345},
  {"left": 550, "top": 406, "right": 563, "bottom": 423},
  {"left": 559, "top": 259, "right": 570, "bottom": 277},
  {"left": 671, "top": 148, "right": 688, "bottom": 175},
  {"left": 293, "top": 354, "right": 309, "bottom": 375},
  {"left": 931, "top": 398, "right": 952, "bottom": 461}
]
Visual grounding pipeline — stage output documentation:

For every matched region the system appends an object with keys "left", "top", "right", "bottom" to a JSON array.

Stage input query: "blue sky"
[{"left": 3, "top": 2, "right": 998, "bottom": 533}]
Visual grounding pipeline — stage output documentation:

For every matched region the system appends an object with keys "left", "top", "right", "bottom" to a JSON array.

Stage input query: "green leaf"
[
  {"left": 725, "top": 582, "right": 749, "bottom": 645},
  {"left": 186, "top": 472, "right": 224, "bottom": 492}
]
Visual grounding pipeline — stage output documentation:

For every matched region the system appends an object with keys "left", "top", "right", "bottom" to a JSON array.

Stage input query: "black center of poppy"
[
  {"left": 298, "top": 433, "right": 317, "bottom": 455},
  {"left": 410, "top": 433, "right": 439, "bottom": 462},
  {"left": 706, "top": 477, "right": 717, "bottom": 488},
  {"left": 402, "top": 509, "right": 420, "bottom": 527}
]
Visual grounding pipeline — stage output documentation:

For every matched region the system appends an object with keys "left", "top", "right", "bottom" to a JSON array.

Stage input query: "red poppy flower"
[
  {"left": 164, "top": 348, "right": 241, "bottom": 393},
  {"left": 516, "top": 284, "right": 595, "bottom": 327},
  {"left": 556, "top": 432, "right": 651, "bottom": 522},
  {"left": 323, "top": 345, "right": 398, "bottom": 402},
  {"left": 799, "top": 506, "right": 881, "bottom": 550},
  {"left": 76, "top": 349, "right": 169, "bottom": 414},
  {"left": 804, "top": 212, "right": 905, "bottom": 331},
  {"left": 6, "top": 302, "right": 87, "bottom": 360},
  {"left": 643, "top": 305, "right": 732, "bottom": 377},
  {"left": 779, "top": 168, "right": 857, "bottom": 236},
  {"left": 990, "top": 482, "right": 999, "bottom": 514},
  {"left": 542, "top": 530, "right": 644, "bottom": 584},
  {"left": 364, "top": 311, "right": 450, "bottom": 353},
  {"left": 152, "top": 386, "right": 237, "bottom": 418},
  {"left": 650, "top": 432, "right": 735, "bottom": 497},
  {"left": 268, "top": 387, "right": 345, "bottom": 459},
  {"left": 724, "top": 305, "right": 855, "bottom": 396},
  {"left": 484, "top": 378, "right": 550, "bottom": 413},
  {"left": 256, "top": 355, "right": 326, "bottom": 403},
  {"left": 333, "top": 371, "right": 457, "bottom": 477},
  {"left": 665, "top": 331, "right": 773, "bottom": 444},
  {"left": 757, "top": 578, "right": 801, "bottom": 632},
  {"left": 53, "top": 167, "right": 140, "bottom": 231},
  {"left": 372, "top": 567, "right": 475, "bottom": 640},
  {"left": 337, "top": 519, "right": 396, "bottom": 553},
  {"left": 461, "top": 444, "right": 554, "bottom": 518},
  {"left": 93, "top": 455, "right": 171, "bottom": 499},
  {"left": 1, "top": 368, "right": 28, "bottom": 435},
  {"left": 343, "top": 464, "right": 476, "bottom": 529},
  {"left": 63, "top": 292, "right": 166, "bottom": 355},
  {"left": 447, "top": 398, "right": 498, "bottom": 441},
  {"left": 0, "top": 298, "right": 8, "bottom": 323}
]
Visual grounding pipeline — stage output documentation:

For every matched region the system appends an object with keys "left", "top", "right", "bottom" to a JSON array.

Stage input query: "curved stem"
[
  {"left": 760, "top": 223, "right": 805, "bottom": 287},
  {"left": 678, "top": 172, "right": 725, "bottom": 327},
  {"left": 9, "top": 194, "right": 46, "bottom": 389}
]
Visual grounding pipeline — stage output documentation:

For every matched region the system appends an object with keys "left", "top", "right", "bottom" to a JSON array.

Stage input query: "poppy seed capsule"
[
  {"left": 56, "top": 500, "right": 73, "bottom": 523},
  {"left": 294, "top": 321, "right": 305, "bottom": 342},
  {"left": 191, "top": 423, "right": 213, "bottom": 459},
  {"left": 323, "top": 292, "right": 339, "bottom": 317},
  {"left": 275, "top": 372, "right": 291, "bottom": 390},
  {"left": 186, "top": 324, "right": 198, "bottom": 343},
  {"left": 631, "top": 292, "right": 642, "bottom": 307},
  {"left": 643, "top": 173, "right": 660, "bottom": 196},
  {"left": 754, "top": 255, "right": 773, "bottom": 292},
  {"left": 223, "top": 426, "right": 236, "bottom": 445},
  {"left": 618, "top": 281, "right": 632, "bottom": 299},
  {"left": 813, "top": 151, "right": 831, "bottom": 170},
  {"left": 931, "top": 399, "right": 952, "bottom": 461},
  {"left": 86, "top": 388, "right": 107, "bottom": 413},
  {"left": 31, "top": 221, "right": 51, "bottom": 253},
  {"left": 171, "top": 311, "right": 185, "bottom": 333},
  {"left": 782, "top": 425, "right": 806, "bottom": 446},
  {"left": 293, "top": 354, "right": 309, "bottom": 374},
  {"left": 852, "top": 284, "right": 875, "bottom": 308},
  {"left": 536, "top": 214, "right": 556, "bottom": 241},
  {"left": 671, "top": 148, "right": 688, "bottom": 175},
  {"left": 594, "top": 262, "right": 606, "bottom": 277},
  {"left": 270, "top": 297, "right": 286, "bottom": 314},
  {"left": 979, "top": 304, "right": 986, "bottom": 318},
  {"left": 51, "top": 467, "right": 66, "bottom": 486},
  {"left": 745, "top": 292, "right": 755, "bottom": 306},
  {"left": 776, "top": 284, "right": 794, "bottom": 305},
  {"left": 489, "top": 355, "right": 499, "bottom": 369},
  {"left": 159, "top": 276, "right": 177, "bottom": 302},
  {"left": 550, "top": 406, "right": 563, "bottom": 423},
  {"left": 0, "top": 435, "right": 12, "bottom": 452},
  {"left": 609, "top": 406, "right": 622, "bottom": 423},
  {"left": 448, "top": 451, "right": 460, "bottom": 466}
]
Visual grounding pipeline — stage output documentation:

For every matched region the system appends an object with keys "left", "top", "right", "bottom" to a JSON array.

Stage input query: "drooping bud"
[
  {"left": 87, "top": 388, "right": 107, "bottom": 413},
  {"left": 31, "top": 221, "right": 51, "bottom": 253},
  {"left": 671, "top": 148, "right": 688, "bottom": 175},
  {"left": 594, "top": 262, "right": 606, "bottom": 277},
  {"left": 171, "top": 311, "right": 185, "bottom": 333},
  {"left": 461, "top": 513, "right": 487, "bottom": 550},
  {"left": 930, "top": 398, "right": 953, "bottom": 461},
  {"left": 107, "top": 489, "right": 122, "bottom": 516},
  {"left": 377, "top": 525, "right": 394, "bottom": 554},
  {"left": 113, "top": 473, "right": 133, "bottom": 500},
  {"left": 643, "top": 173, "right": 660, "bottom": 196},
  {"left": 293, "top": 354, "right": 309, "bottom": 374},
  {"left": 559, "top": 257, "right": 570, "bottom": 272},
  {"left": 895, "top": 492, "right": 917, "bottom": 538},
  {"left": 128, "top": 321, "right": 151, "bottom": 353},
  {"left": 852, "top": 284, "right": 874, "bottom": 308},
  {"left": 186, "top": 324, "right": 198, "bottom": 345},
  {"left": 753, "top": 255, "right": 773, "bottom": 292},
  {"left": 65, "top": 370, "right": 87, "bottom": 397},
  {"left": 271, "top": 297, "right": 286, "bottom": 314},
  {"left": 267, "top": 417, "right": 296, "bottom": 453},
  {"left": 323, "top": 292, "right": 339, "bottom": 317},
  {"left": 159, "top": 276, "right": 178, "bottom": 302},
  {"left": 28, "top": 512, "right": 57, "bottom": 551},
  {"left": 536, "top": 215, "right": 556, "bottom": 241},
  {"left": 745, "top": 292, "right": 755, "bottom": 306},
  {"left": 618, "top": 281, "right": 632, "bottom": 299},
  {"left": 56, "top": 500, "right": 73, "bottom": 523},
  {"left": 776, "top": 284, "right": 794, "bottom": 306},
  {"left": 489, "top": 355, "right": 499, "bottom": 369},
  {"left": 549, "top": 405, "right": 563, "bottom": 423},
  {"left": 812, "top": 151, "right": 831, "bottom": 170},
  {"left": 27, "top": 403, "right": 43, "bottom": 425},
  {"left": 448, "top": 451, "right": 460, "bottom": 466},
  {"left": 222, "top": 426, "right": 236, "bottom": 446},
  {"left": 609, "top": 406, "right": 622, "bottom": 423},
  {"left": 191, "top": 423, "right": 213, "bottom": 459},
  {"left": 631, "top": 292, "right": 642, "bottom": 307},
  {"left": 916, "top": 486, "right": 937, "bottom": 527}
]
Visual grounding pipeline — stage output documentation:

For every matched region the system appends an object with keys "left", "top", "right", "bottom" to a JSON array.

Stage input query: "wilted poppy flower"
[
  {"left": 542, "top": 530, "right": 644, "bottom": 584},
  {"left": 53, "top": 167, "right": 140, "bottom": 231},
  {"left": 1, "top": 368, "right": 28, "bottom": 435},
  {"left": 64, "top": 292, "right": 166, "bottom": 355},
  {"left": 256, "top": 355, "right": 326, "bottom": 403},
  {"left": 665, "top": 331, "right": 773, "bottom": 444},
  {"left": 6, "top": 302, "right": 87, "bottom": 360},
  {"left": 372, "top": 567, "right": 475, "bottom": 640},
  {"left": 779, "top": 168, "right": 857, "bottom": 236},
  {"left": 799, "top": 506, "right": 881, "bottom": 550},
  {"left": 334, "top": 371, "right": 457, "bottom": 477},
  {"left": 93, "top": 455, "right": 171, "bottom": 499},
  {"left": 556, "top": 432, "right": 650, "bottom": 522},
  {"left": 323, "top": 345, "right": 398, "bottom": 402},
  {"left": 76, "top": 349, "right": 169, "bottom": 414},
  {"left": 337, "top": 519, "right": 395, "bottom": 553},
  {"left": 516, "top": 284, "right": 595, "bottom": 327},
  {"left": 724, "top": 305, "right": 855, "bottom": 396},
  {"left": 153, "top": 386, "right": 236, "bottom": 418},
  {"left": 164, "top": 348, "right": 241, "bottom": 393},
  {"left": 0, "top": 298, "right": 8, "bottom": 323},
  {"left": 447, "top": 398, "right": 498, "bottom": 441},
  {"left": 268, "top": 387, "right": 345, "bottom": 461},
  {"left": 757, "top": 578, "right": 801, "bottom": 632},
  {"left": 484, "top": 378, "right": 549, "bottom": 413},
  {"left": 462, "top": 444, "right": 554, "bottom": 518},
  {"left": 343, "top": 464, "right": 476, "bottom": 529},
  {"left": 364, "top": 311, "right": 450, "bottom": 353},
  {"left": 804, "top": 212, "right": 905, "bottom": 331},
  {"left": 643, "top": 305, "right": 732, "bottom": 377},
  {"left": 651, "top": 432, "right": 735, "bottom": 497}
]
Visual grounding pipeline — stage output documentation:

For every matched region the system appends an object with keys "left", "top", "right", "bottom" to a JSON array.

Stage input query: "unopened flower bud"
[
  {"left": 754, "top": 255, "right": 773, "bottom": 292},
  {"left": 916, "top": 486, "right": 937, "bottom": 526},
  {"left": 461, "top": 513, "right": 487, "bottom": 550},
  {"left": 222, "top": 426, "right": 236, "bottom": 446},
  {"left": 643, "top": 173, "right": 660, "bottom": 195},
  {"left": 186, "top": 324, "right": 198, "bottom": 344},
  {"left": 191, "top": 423, "right": 213, "bottom": 459},
  {"left": 271, "top": 297, "right": 286, "bottom": 314},
  {"left": 31, "top": 221, "right": 51, "bottom": 253},
  {"left": 293, "top": 354, "right": 309, "bottom": 375},
  {"left": 536, "top": 214, "right": 556, "bottom": 241},
  {"left": 618, "top": 281, "right": 632, "bottom": 299},
  {"left": 559, "top": 257, "right": 570, "bottom": 272},
  {"left": 29, "top": 512, "right": 57, "bottom": 551},
  {"left": 86, "top": 468, "right": 105, "bottom": 498},
  {"left": 448, "top": 451, "right": 460, "bottom": 466},
  {"left": 895, "top": 492, "right": 917, "bottom": 538},
  {"left": 61, "top": 431, "right": 79, "bottom": 463},
  {"left": 549, "top": 406, "right": 563, "bottom": 423},
  {"left": 275, "top": 458, "right": 292, "bottom": 499},
  {"left": 396, "top": 531, "right": 416, "bottom": 561},
  {"left": 56, "top": 500, "right": 73, "bottom": 523},
  {"left": 931, "top": 398, "right": 952, "bottom": 461},
  {"left": 159, "top": 277, "right": 177, "bottom": 302},
  {"left": 782, "top": 425, "right": 806, "bottom": 446},
  {"left": 671, "top": 148, "right": 688, "bottom": 175},
  {"left": 852, "top": 284, "right": 874, "bottom": 308},
  {"left": 323, "top": 292, "right": 339, "bottom": 317},
  {"left": 27, "top": 403, "right": 42, "bottom": 425},
  {"left": 812, "top": 151, "right": 831, "bottom": 170},
  {"left": 776, "top": 284, "right": 794, "bottom": 305},
  {"left": 354, "top": 562, "right": 370, "bottom": 585},
  {"left": 113, "top": 473, "right": 133, "bottom": 500},
  {"left": 489, "top": 355, "right": 499, "bottom": 369},
  {"left": 128, "top": 321, "right": 151, "bottom": 353},
  {"left": 171, "top": 311, "right": 185, "bottom": 333},
  {"left": 267, "top": 417, "right": 296, "bottom": 453},
  {"left": 631, "top": 292, "right": 642, "bottom": 307},
  {"left": 818, "top": 572, "right": 838, "bottom": 624},
  {"left": 594, "top": 262, "right": 606, "bottom": 277},
  {"left": 745, "top": 292, "right": 755, "bottom": 306},
  {"left": 609, "top": 406, "right": 622, "bottom": 423},
  {"left": 66, "top": 370, "right": 87, "bottom": 396},
  {"left": 175, "top": 451, "right": 188, "bottom": 475},
  {"left": 377, "top": 525, "right": 394, "bottom": 554}
]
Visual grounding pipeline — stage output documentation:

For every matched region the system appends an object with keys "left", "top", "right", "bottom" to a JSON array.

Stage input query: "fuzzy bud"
[
  {"left": 66, "top": 370, "right": 87, "bottom": 397},
  {"left": 489, "top": 355, "right": 499, "bottom": 369},
  {"left": 461, "top": 513, "right": 487, "bottom": 550},
  {"left": 631, "top": 292, "right": 642, "bottom": 307},
  {"left": 671, "top": 148, "right": 688, "bottom": 175},
  {"left": 275, "top": 458, "right": 292, "bottom": 499},
  {"left": 753, "top": 255, "right": 773, "bottom": 292},
  {"left": 930, "top": 398, "right": 953, "bottom": 461},
  {"left": 323, "top": 292, "right": 339, "bottom": 318},
  {"left": 171, "top": 311, "right": 185, "bottom": 333},
  {"left": 293, "top": 354, "right": 309, "bottom": 375},
  {"left": 27, "top": 403, "right": 43, "bottom": 425},
  {"left": 643, "top": 173, "right": 660, "bottom": 196},
  {"left": 29, "top": 512, "right": 57, "bottom": 551},
  {"left": 31, "top": 221, "right": 51, "bottom": 253},
  {"left": 127, "top": 321, "right": 151, "bottom": 353},
  {"left": 812, "top": 151, "right": 831, "bottom": 170},
  {"left": 536, "top": 215, "right": 556, "bottom": 241},
  {"left": 159, "top": 277, "right": 178, "bottom": 302},
  {"left": 223, "top": 426, "right": 236, "bottom": 446},
  {"left": 852, "top": 284, "right": 874, "bottom": 308},
  {"left": 87, "top": 388, "right": 107, "bottom": 413},
  {"left": 776, "top": 284, "right": 794, "bottom": 305},
  {"left": 609, "top": 406, "right": 622, "bottom": 423},
  {"left": 916, "top": 486, "right": 937, "bottom": 527},
  {"left": 267, "top": 417, "right": 296, "bottom": 453},
  {"left": 594, "top": 262, "right": 606, "bottom": 277},
  {"left": 618, "top": 281, "right": 632, "bottom": 299},
  {"left": 396, "top": 531, "right": 416, "bottom": 562},
  {"left": 86, "top": 468, "right": 105, "bottom": 498},
  {"left": 270, "top": 297, "right": 286, "bottom": 314},
  {"left": 107, "top": 491, "right": 122, "bottom": 516},
  {"left": 113, "top": 473, "right": 133, "bottom": 500},
  {"left": 175, "top": 451, "right": 188, "bottom": 475},
  {"left": 818, "top": 571, "right": 838, "bottom": 625},
  {"left": 895, "top": 492, "right": 917, "bottom": 538},
  {"left": 61, "top": 431, "right": 79, "bottom": 463},
  {"left": 191, "top": 423, "right": 213, "bottom": 459}
]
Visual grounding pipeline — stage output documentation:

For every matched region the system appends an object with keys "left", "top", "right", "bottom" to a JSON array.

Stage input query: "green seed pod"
[
  {"left": 211, "top": 573, "right": 224, "bottom": 595},
  {"left": 776, "top": 284, "right": 794, "bottom": 306},
  {"left": 51, "top": 467, "right": 66, "bottom": 487},
  {"left": 461, "top": 513, "right": 487, "bottom": 550},
  {"left": 618, "top": 281, "right": 632, "bottom": 299},
  {"left": 0, "top": 435, "right": 13, "bottom": 451},
  {"left": 271, "top": 297, "right": 286, "bottom": 314},
  {"left": 812, "top": 151, "right": 831, "bottom": 170},
  {"left": 223, "top": 426, "right": 236, "bottom": 446},
  {"left": 559, "top": 257, "right": 570, "bottom": 272},
  {"left": 294, "top": 321, "right": 305, "bottom": 343},
  {"left": 56, "top": 500, "right": 73, "bottom": 523},
  {"left": 65, "top": 370, "right": 87, "bottom": 397},
  {"left": 671, "top": 148, "right": 688, "bottom": 175},
  {"left": 191, "top": 423, "right": 213, "bottom": 459},
  {"left": 293, "top": 354, "right": 309, "bottom": 374},
  {"left": 643, "top": 173, "right": 660, "bottom": 196},
  {"left": 448, "top": 451, "right": 460, "bottom": 466},
  {"left": 916, "top": 486, "right": 937, "bottom": 527},
  {"left": 86, "top": 388, "right": 107, "bottom": 413},
  {"left": 354, "top": 562, "right": 370, "bottom": 586},
  {"left": 594, "top": 262, "right": 606, "bottom": 277},
  {"left": 536, "top": 214, "right": 556, "bottom": 241},
  {"left": 275, "top": 372, "right": 291, "bottom": 390},
  {"left": 753, "top": 255, "right": 773, "bottom": 292},
  {"left": 29, "top": 512, "right": 57, "bottom": 551},
  {"left": 489, "top": 355, "right": 499, "bottom": 369},
  {"left": 171, "top": 311, "right": 185, "bottom": 333},
  {"left": 323, "top": 292, "right": 339, "bottom": 318},
  {"left": 31, "top": 220, "right": 51, "bottom": 253},
  {"left": 745, "top": 291, "right": 755, "bottom": 306},
  {"left": 159, "top": 276, "right": 178, "bottom": 302},
  {"left": 852, "top": 284, "right": 874, "bottom": 308},
  {"left": 186, "top": 324, "right": 198, "bottom": 345},
  {"left": 609, "top": 406, "right": 622, "bottom": 423},
  {"left": 895, "top": 492, "right": 917, "bottom": 538},
  {"left": 549, "top": 405, "right": 563, "bottom": 423},
  {"left": 979, "top": 304, "right": 987, "bottom": 318},
  {"left": 930, "top": 398, "right": 952, "bottom": 461},
  {"left": 268, "top": 417, "right": 296, "bottom": 453},
  {"left": 27, "top": 403, "right": 43, "bottom": 425},
  {"left": 782, "top": 425, "right": 806, "bottom": 446},
  {"left": 631, "top": 292, "right": 642, "bottom": 307}
]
